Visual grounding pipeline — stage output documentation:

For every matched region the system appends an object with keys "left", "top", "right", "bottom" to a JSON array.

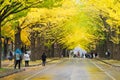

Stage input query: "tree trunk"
[
  {"left": 30, "top": 32, "right": 36, "bottom": 61},
  {"left": 3, "top": 37, "right": 9, "bottom": 59},
  {"left": 112, "top": 44, "right": 120, "bottom": 60},
  {"left": 51, "top": 43, "right": 54, "bottom": 57},
  {"left": 54, "top": 43, "right": 57, "bottom": 57},
  {"left": 0, "top": 22, "right": 2, "bottom": 68},
  {"left": 39, "top": 36, "right": 45, "bottom": 57},
  {"left": 58, "top": 45, "right": 61, "bottom": 57},
  {"left": 99, "top": 15, "right": 112, "bottom": 58},
  {"left": 11, "top": 41, "right": 14, "bottom": 51},
  {"left": 62, "top": 48, "right": 66, "bottom": 57},
  {"left": 36, "top": 37, "right": 41, "bottom": 60},
  {"left": 47, "top": 48, "right": 51, "bottom": 57},
  {"left": 59, "top": 45, "right": 63, "bottom": 58},
  {"left": 15, "top": 27, "right": 22, "bottom": 50}
]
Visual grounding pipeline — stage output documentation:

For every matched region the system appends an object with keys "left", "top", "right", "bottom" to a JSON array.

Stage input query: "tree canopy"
[{"left": 1, "top": 0, "right": 120, "bottom": 56}]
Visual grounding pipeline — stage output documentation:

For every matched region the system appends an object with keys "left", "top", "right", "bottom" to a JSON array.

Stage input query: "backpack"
[{"left": 16, "top": 53, "right": 21, "bottom": 60}]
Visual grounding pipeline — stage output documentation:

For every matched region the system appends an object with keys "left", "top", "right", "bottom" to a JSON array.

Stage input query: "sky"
[{"left": 73, "top": 46, "right": 87, "bottom": 55}]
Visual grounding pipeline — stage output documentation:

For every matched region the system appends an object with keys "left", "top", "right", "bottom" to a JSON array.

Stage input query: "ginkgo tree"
[
  {"left": 0, "top": 0, "right": 63, "bottom": 68},
  {"left": 80, "top": 0, "right": 120, "bottom": 59},
  {"left": 1, "top": 23, "right": 14, "bottom": 59},
  {"left": 83, "top": 0, "right": 120, "bottom": 44},
  {"left": 24, "top": 0, "right": 103, "bottom": 57},
  {"left": 19, "top": 0, "right": 120, "bottom": 59},
  {"left": 60, "top": 12, "right": 102, "bottom": 51},
  {"left": 23, "top": 0, "right": 79, "bottom": 59}
]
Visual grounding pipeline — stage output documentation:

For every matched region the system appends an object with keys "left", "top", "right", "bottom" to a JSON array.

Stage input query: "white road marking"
[
  {"left": 24, "top": 60, "right": 63, "bottom": 80},
  {"left": 24, "top": 67, "right": 48, "bottom": 80},
  {"left": 91, "top": 61, "right": 116, "bottom": 80}
]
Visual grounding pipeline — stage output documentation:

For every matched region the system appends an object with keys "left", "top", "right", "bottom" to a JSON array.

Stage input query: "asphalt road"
[{"left": 1, "top": 58, "right": 120, "bottom": 80}]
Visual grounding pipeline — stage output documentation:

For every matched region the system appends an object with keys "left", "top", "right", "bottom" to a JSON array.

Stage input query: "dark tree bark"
[
  {"left": 0, "top": 22, "right": 2, "bottom": 68},
  {"left": 11, "top": 41, "right": 14, "bottom": 51},
  {"left": 15, "top": 26, "right": 22, "bottom": 50},
  {"left": 62, "top": 48, "right": 66, "bottom": 57},
  {"left": 99, "top": 15, "right": 112, "bottom": 57},
  {"left": 98, "top": 15, "right": 120, "bottom": 60},
  {"left": 51, "top": 43, "right": 54, "bottom": 57},
  {"left": 36, "top": 37, "right": 41, "bottom": 60},
  {"left": 58, "top": 45, "right": 61, "bottom": 57},
  {"left": 96, "top": 41, "right": 107, "bottom": 58},
  {"left": 112, "top": 44, "right": 120, "bottom": 60},
  {"left": 3, "top": 37, "right": 9, "bottom": 59},
  {"left": 30, "top": 32, "right": 36, "bottom": 61},
  {"left": 57, "top": 44, "right": 62, "bottom": 58}
]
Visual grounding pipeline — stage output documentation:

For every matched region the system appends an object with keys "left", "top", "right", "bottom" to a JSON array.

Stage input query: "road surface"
[{"left": 1, "top": 58, "right": 120, "bottom": 80}]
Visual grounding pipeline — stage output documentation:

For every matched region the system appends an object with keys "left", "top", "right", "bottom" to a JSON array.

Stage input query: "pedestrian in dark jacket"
[
  {"left": 8, "top": 50, "right": 13, "bottom": 60},
  {"left": 41, "top": 53, "right": 47, "bottom": 66}
]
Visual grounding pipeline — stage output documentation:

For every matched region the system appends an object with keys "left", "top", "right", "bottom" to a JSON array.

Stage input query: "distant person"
[
  {"left": 81, "top": 53, "right": 85, "bottom": 58},
  {"left": 94, "top": 52, "right": 98, "bottom": 58},
  {"left": 105, "top": 49, "right": 111, "bottom": 59},
  {"left": 24, "top": 52, "right": 30, "bottom": 67},
  {"left": 90, "top": 52, "right": 93, "bottom": 59},
  {"left": 105, "top": 51, "right": 108, "bottom": 58},
  {"left": 8, "top": 50, "right": 13, "bottom": 60},
  {"left": 41, "top": 53, "right": 47, "bottom": 66},
  {"left": 77, "top": 52, "right": 80, "bottom": 58},
  {"left": 14, "top": 48, "right": 22, "bottom": 69},
  {"left": 73, "top": 54, "right": 77, "bottom": 58},
  {"left": 71, "top": 51, "right": 74, "bottom": 57}
]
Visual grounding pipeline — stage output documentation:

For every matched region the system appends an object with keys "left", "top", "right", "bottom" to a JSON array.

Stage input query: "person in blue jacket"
[{"left": 14, "top": 48, "right": 22, "bottom": 69}]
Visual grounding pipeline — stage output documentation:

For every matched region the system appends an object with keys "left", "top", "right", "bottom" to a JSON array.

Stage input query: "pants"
[
  {"left": 42, "top": 59, "right": 46, "bottom": 66},
  {"left": 25, "top": 61, "right": 29, "bottom": 67},
  {"left": 14, "top": 60, "right": 21, "bottom": 69}
]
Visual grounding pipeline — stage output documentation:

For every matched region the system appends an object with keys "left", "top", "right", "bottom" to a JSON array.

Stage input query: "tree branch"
[
  {"left": 1, "top": 17, "right": 17, "bottom": 26},
  {"left": 1, "top": 3, "right": 22, "bottom": 22},
  {"left": 22, "top": 23, "right": 34, "bottom": 29},
  {"left": 0, "top": 4, "right": 8, "bottom": 14},
  {"left": 0, "top": 0, "right": 4, "bottom": 4},
  {"left": 12, "top": 0, "right": 42, "bottom": 14},
  {"left": 20, "top": 19, "right": 26, "bottom": 27}
]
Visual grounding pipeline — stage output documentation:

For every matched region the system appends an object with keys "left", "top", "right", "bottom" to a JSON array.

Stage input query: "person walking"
[
  {"left": 105, "top": 49, "right": 111, "bottom": 59},
  {"left": 24, "top": 52, "right": 30, "bottom": 67},
  {"left": 8, "top": 50, "right": 13, "bottom": 60},
  {"left": 41, "top": 53, "right": 47, "bottom": 66},
  {"left": 77, "top": 51, "right": 80, "bottom": 58},
  {"left": 14, "top": 48, "right": 22, "bottom": 69}
]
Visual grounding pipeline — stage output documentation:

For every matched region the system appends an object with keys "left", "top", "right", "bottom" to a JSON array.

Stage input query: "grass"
[
  {"left": 0, "top": 68, "right": 6, "bottom": 71},
  {"left": 0, "top": 68, "right": 13, "bottom": 74},
  {"left": 103, "top": 59, "right": 120, "bottom": 66}
]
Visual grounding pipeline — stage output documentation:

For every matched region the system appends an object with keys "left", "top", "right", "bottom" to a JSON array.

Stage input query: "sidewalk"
[
  {"left": 0, "top": 58, "right": 60, "bottom": 78},
  {"left": 1, "top": 58, "right": 59, "bottom": 67},
  {"left": 96, "top": 58, "right": 120, "bottom": 67}
]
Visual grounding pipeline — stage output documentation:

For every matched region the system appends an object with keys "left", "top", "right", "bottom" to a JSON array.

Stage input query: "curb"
[
  {"left": 0, "top": 58, "right": 59, "bottom": 78},
  {"left": 0, "top": 69, "right": 25, "bottom": 78},
  {"left": 96, "top": 58, "right": 120, "bottom": 67},
  {"left": 26, "top": 58, "right": 59, "bottom": 67}
]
